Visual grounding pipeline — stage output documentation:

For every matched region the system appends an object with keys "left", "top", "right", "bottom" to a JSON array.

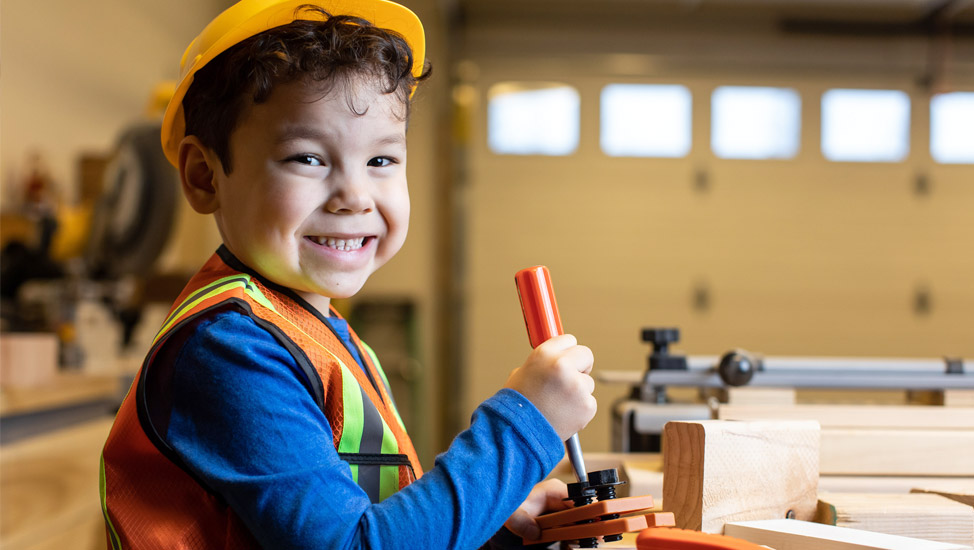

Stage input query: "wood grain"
[
  {"left": 718, "top": 405, "right": 974, "bottom": 476},
  {"left": 911, "top": 487, "right": 974, "bottom": 508},
  {"left": 821, "top": 429, "right": 974, "bottom": 476},
  {"left": 718, "top": 404, "right": 974, "bottom": 430},
  {"left": 816, "top": 492, "right": 974, "bottom": 545},
  {"left": 662, "top": 420, "right": 820, "bottom": 533}
]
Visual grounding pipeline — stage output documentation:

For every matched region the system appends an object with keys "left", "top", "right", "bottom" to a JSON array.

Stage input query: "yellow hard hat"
[{"left": 160, "top": 0, "right": 425, "bottom": 166}]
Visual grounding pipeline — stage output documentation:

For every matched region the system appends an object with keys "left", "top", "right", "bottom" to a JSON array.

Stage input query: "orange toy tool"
[
  {"left": 522, "top": 495, "right": 675, "bottom": 545},
  {"left": 636, "top": 527, "right": 768, "bottom": 550},
  {"left": 515, "top": 265, "right": 565, "bottom": 349},
  {"left": 515, "top": 266, "right": 587, "bottom": 483}
]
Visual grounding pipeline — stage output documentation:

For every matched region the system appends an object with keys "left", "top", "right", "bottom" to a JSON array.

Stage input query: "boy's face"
[{"left": 209, "top": 77, "right": 409, "bottom": 313}]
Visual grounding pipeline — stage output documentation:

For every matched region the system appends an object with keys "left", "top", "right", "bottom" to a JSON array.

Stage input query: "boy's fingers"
[
  {"left": 505, "top": 509, "right": 540, "bottom": 540},
  {"left": 536, "top": 333, "right": 577, "bottom": 353},
  {"left": 566, "top": 345, "right": 594, "bottom": 374},
  {"left": 581, "top": 373, "right": 595, "bottom": 394}
]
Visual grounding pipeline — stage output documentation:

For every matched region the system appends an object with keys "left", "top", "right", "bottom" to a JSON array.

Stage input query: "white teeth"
[{"left": 312, "top": 236, "right": 365, "bottom": 251}]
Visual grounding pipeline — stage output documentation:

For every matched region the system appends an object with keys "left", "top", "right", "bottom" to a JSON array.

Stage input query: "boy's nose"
[{"left": 325, "top": 172, "right": 375, "bottom": 214}]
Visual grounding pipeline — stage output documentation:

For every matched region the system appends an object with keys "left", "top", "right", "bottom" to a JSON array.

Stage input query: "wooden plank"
[
  {"left": 718, "top": 404, "right": 974, "bottom": 430},
  {"left": 821, "top": 429, "right": 974, "bottom": 476},
  {"left": 911, "top": 487, "right": 974, "bottom": 508},
  {"left": 725, "top": 387, "right": 796, "bottom": 406},
  {"left": 725, "top": 519, "right": 974, "bottom": 550},
  {"left": 1, "top": 417, "right": 115, "bottom": 550},
  {"left": 816, "top": 492, "right": 974, "bottom": 545},
  {"left": 0, "top": 373, "right": 120, "bottom": 417},
  {"left": 662, "top": 420, "right": 820, "bottom": 533},
  {"left": 820, "top": 476, "right": 974, "bottom": 495},
  {"left": 945, "top": 391, "right": 974, "bottom": 408}
]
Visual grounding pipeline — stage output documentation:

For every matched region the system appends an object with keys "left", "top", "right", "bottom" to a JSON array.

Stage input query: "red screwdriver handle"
[
  {"left": 515, "top": 266, "right": 564, "bottom": 348},
  {"left": 515, "top": 266, "right": 588, "bottom": 483}
]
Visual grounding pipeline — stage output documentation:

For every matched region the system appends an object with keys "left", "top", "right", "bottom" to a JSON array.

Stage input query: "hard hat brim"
[{"left": 160, "top": 0, "right": 425, "bottom": 167}]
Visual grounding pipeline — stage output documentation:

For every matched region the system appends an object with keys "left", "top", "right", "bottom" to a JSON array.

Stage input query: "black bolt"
[
  {"left": 566, "top": 482, "right": 599, "bottom": 548},
  {"left": 586, "top": 469, "right": 627, "bottom": 543}
]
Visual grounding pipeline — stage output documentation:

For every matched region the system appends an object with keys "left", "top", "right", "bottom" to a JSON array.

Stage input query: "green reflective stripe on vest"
[
  {"left": 337, "top": 363, "right": 365, "bottom": 482},
  {"left": 378, "top": 418, "right": 400, "bottom": 501},
  {"left": 154, "top": 276, "right": 251, "bottom": 345},
  {"left": 361, "top": 342, "right": 407, "bottom": 432},
  {"left": 99, "top": 453, "right": 123, "bottom": 550},
  {"left": 153, "top": 275, "right": 275, "bottom": 346}
]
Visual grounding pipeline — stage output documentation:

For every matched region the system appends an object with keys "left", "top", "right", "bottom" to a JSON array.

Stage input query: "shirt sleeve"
[{"left": 164, "top": 309, "right": 565, "bottom": 550}]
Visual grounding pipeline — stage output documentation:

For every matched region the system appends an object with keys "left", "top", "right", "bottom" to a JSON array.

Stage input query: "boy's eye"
[
  {"left": 289, "top": 154, "right": 323, "bottom": 166},
  {"left": 367, "top": 156, "right": 396, "bottom": 168}
]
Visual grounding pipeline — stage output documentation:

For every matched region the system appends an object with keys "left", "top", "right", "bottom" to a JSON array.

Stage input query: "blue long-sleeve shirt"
[{"left": 162, "top": 309, "right": 564, "bottom": 549}]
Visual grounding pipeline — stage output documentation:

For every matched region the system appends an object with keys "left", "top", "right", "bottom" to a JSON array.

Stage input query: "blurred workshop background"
[{"left": 1, "top": 0, "right": 972, "bottom": 548}]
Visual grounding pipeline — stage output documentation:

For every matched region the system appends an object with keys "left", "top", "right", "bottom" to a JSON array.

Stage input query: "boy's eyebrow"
[
  {"left": 275, "top": 125, "right": 406, "bottom": 147},
  {"left": 373, "top": 133, "right": 407, "bottom": 146},
  {"left": 275, "top": 125, "right": 329, "bottom": 143}
]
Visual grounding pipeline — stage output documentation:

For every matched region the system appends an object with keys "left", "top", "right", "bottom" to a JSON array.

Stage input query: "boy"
[{"left": 100, "top": 1, "right": 596, "bottom": 548}]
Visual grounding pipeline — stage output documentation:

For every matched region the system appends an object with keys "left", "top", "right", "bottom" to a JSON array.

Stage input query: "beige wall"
[{"left": 457, "top": 25, "right": 974, "bottom": 453}]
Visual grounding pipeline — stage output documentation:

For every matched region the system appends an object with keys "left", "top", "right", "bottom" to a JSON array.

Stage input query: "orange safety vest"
[{"left": 100, "top": 248, "right": 422, "bottom": 549}]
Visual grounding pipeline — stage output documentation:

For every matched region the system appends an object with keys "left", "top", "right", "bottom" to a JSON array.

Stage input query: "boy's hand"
[
  {"left": 504, "top": 334, "right": 596, "bottom": 441},
  {"left": 504, "top": 479, "right": 572, "bottom": 541}
]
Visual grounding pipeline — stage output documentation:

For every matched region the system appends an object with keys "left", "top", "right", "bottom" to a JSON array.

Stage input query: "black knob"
[
  {"left": 718, "top": 350, "right": 757, "bottom": 387},
  {"left": 641, "top": 328, "right": 680, "bottom": 354},
  {"left": 586, "top": 468, "right": 620, "bottom": 487}
]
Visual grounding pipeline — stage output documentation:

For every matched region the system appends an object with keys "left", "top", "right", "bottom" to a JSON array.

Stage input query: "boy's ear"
[{"left": 178, "top": 136, "right": 221, "bottom": 214}]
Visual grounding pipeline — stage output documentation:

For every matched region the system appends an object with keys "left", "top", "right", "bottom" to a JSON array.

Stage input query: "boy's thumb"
[{"left": 504, "top": 510, "right": 540, "bottom": 541}]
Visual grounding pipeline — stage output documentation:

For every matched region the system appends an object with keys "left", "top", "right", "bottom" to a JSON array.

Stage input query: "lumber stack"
[
  {"left": 816, "top": 492, "right": 974, "bottom": 545},
  {"left": 717, "top": 404, "right": 974, "bottom": 477}
]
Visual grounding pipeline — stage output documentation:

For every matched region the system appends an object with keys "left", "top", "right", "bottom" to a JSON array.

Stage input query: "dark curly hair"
[{"left": 182, "top": 5, "right": 431, "bottom": 174}]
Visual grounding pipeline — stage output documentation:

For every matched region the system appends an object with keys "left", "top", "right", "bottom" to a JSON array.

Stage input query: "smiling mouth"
[{"left": 307, "top": 236, "right": 368, "bottom": 251}]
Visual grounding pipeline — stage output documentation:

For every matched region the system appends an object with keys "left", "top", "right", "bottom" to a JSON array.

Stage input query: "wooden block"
[
  {"left": 821, "top": 429, "right": 974, "bottom": 476},
  {"left": 725, "top": 387, "right": 796, "bottom": 406},
  {"left": 718, "top": 404, "right": 974, "bottom": 430},
  {"left": 662, "top": 420, "right": 820, "bottom": 533},
  {"left": 0, "top": 333, "right": 58, "bottom": 389},
  {"left": 911, "top": 487, "right": 974, "bottom": 508},
  {"left": 816, "top": 492, "right": 974, "bottom": 545},
  {"left": 725, "top": 519, "right": 974, "bottom": 550}
]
